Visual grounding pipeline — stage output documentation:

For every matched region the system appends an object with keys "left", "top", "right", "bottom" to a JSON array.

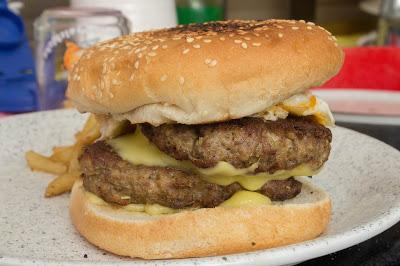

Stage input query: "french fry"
[
  {"left": 78, "top": 126, "right": 101, "bottom": 145},
  {"left": 26, "top": 151, "right": 67, "bottom": 175},
  {"left": 45, "top": 171, "right": 80, "bottom": 197},
  {"left": 25, "top": 114, "right": 102, "bottom": 197},
  {"left": 75, "top": 115, "right": 98, "bottom": 141},
  {"left": 50, "top": 146, "right": 74, "bottom": 164},
  {"left": 68, "top": 143, "right": 83, "bottom": 173}
]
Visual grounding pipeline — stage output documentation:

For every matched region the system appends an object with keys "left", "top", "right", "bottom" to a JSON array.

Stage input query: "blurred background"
[
  {"left": 0, "top": 0, "right": 399, "bottom": 265},
  {"left": 1, "top": 0, "right": 399, "bottom": 138},
  {"left": 1, "top": 0, "right": 399, "bottom": 114}
]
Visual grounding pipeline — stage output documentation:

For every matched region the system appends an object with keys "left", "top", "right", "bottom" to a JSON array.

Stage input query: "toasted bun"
[
  {"left": 67, "top": 20, "right": 344, "bottom": 125},
  {"left": 70, "top": 177, "right": 331, "bottom": 259}
]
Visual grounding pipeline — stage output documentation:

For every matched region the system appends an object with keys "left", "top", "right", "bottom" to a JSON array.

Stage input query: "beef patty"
[
  {"left": 141, "top": 116, "right": 332, "bottom": 174},
  {"left": 80, "top": 141, "right": 302, "bottom": 209}
]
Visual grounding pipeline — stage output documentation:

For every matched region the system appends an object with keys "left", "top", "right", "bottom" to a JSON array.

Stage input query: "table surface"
[{"left": 300, "top": 122, "right": 400, "bottom": 266}]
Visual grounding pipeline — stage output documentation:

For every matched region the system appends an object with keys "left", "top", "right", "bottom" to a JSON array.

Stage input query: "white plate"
[
  {"left": 1, "top": 109, "right": 400, "bottom": 266},
  {"left": 313, "top": 89, "right": 400, "bottom": 125}
]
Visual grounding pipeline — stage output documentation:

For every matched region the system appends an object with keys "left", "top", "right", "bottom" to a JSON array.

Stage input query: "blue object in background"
[{"left": 0, "top": 0, "right": 38, "bottom": 112}]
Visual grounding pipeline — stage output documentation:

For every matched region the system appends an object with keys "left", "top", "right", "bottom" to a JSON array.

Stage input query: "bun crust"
[
  {"left": 70, "top": 178, "right": 331, "bottom": 259},
  {"left": 67, "top": 20, "right": 344, "bottom": 125}
]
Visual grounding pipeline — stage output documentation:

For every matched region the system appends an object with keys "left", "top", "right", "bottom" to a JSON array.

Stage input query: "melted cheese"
[
  {"left": 201, "top": 164, "right": 316, "bottom": 191},
  {"left": 86, "top": 191, "right": 177, "bottom": 215},
  {"left": 220, "top": 191, "right": 271, "bottom": 207},
  {"left": 109, "top": 128, "right": 188, "bottom": 169},
  {"left": 109, "top": 129, "right": 318, "bottom": 191},
  {"left": 86, "top": 190, "right": 271, "bottom": 215},
  {"left": 109, "top": 129, "right": 260, "bottom": 177}
]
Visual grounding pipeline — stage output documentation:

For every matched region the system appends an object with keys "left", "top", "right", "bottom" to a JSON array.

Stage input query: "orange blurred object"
[{"left": 63, "top": 41, "right": 82, "bottom": 71}]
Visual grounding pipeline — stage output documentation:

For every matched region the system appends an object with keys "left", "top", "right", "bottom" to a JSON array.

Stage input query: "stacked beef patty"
[{"left": 80, "top": 116, "right": 332, "bottom": 209}]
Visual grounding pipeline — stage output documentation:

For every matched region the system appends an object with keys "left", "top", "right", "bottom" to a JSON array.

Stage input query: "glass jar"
[{"left": 34, "top": 7, "right": 129, "bottom": 110}]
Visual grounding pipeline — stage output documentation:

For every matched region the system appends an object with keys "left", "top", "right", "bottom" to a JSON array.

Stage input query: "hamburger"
[{"left": 66, "top": 19, "right": 344, "bottom": 259}]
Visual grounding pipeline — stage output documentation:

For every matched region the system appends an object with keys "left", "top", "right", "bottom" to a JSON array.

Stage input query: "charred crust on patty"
[{"left": 141, "top": 116, "right": 332, "bottom": 173}]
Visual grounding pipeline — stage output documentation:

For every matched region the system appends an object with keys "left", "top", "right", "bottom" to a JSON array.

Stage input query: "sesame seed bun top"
[{"left": 66, "top": 19, "right": 344, "bottom": 126}]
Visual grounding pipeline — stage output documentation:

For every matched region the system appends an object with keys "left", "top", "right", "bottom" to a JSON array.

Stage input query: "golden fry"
[
  {"left": 45, "top": 172, "right": 80, "bottom": 197},
  {"left": 68, "top": 143, "right": 83, "bottom": 173},
  {"left": 75, "top": 114, "right": 98, "bottom": 141},
  {"left": 50, "top": 146, "right": 74, "bottom": 164},
  {"left": 78, "top": 126, "right": 101, "bottom": 145},
  {"left": 25, "top": 114, "right": 101, "bottom": 197},
  {"left": 25, "top": 151, "right": 67, "bottom": 175}
]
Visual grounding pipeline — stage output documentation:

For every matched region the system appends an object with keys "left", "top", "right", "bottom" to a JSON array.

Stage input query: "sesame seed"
[
  {"left": 172, "top": 37, "right": 181, "bottom": 40},
  {"left": 195, "top": 36, "right": 203, "bottom": 40},
  {"left": 205, "top": 58, "right": 212, "bottom": 65},
  {"left": 253, "top": 33, "right": 260, "bottom": 37},
  {"left": 292, "top": 26, "right": 299, "bottom": 30},
  {"left": 276, "top": 25, "right": 284, "bottom": 29},
  {"left": 241, "top": 42, "right": 248, "bottom": 49},
  {"left": 109, "top": 92, "right": 115, "bottom": 98},
  {"left": 148, "top": 52, "right": 156, "bottom": 57},
  {"left": 186, "top": 37, "right": 194, "bottom": 43},
  {"left": 234, "top": 39, "right": 242, "bottom": 44},
  {"left": 129, "top": 73, "right": 135, "bottom": 81},
  {"left": 252, "top": 42, "right": 261, "bottom": 47},
  {"left": 299, "top": 20, "right": 306, "bottom": 23},
  {"left": 307, "top": 22, "right": 315, "bottom": 25},
  {"left": 244, "top": 37, "right": 251, "bottom": 41},
  {"left": 179, "top": 76, "right": 185, "bottom": 85},
  {"left": 160, "top": 74, "right": 167, "bottom": 82},
  {"left": 334, "top": 43, "right": 338, "bottom": 47},
  {"left": 152, "top": 45, "right": 159, "bottom": 50},
  {"left": 138, "top": 53, "right": 143, "bottom": 58},
  {"left": 278, "top": 33, "right": 283, "bottom": 38},
  {"left": 219, "top": 37, "right": 226, "bottom": 41},
  {"left": 162, "top": 45, "right": 168, "bottom": 49},
  {"left": 332, "top": 36, "right": 337, "bottom": 41},
  {"left": 307, "top": 26, "right": 312, "bottom": 30},
  {"left": 203, "top": 39, "right": 212, "bottom": 43},
  {"left": 134, "top": 61, "right": 139, "bottom": 69},
  {"left": 209, "top": 59, "right": 218, "bottom": 67},
  {"left": 182, "top": 48, "right": 190, "bottom": 54},
  {"left": 265, "top": 34, "right": 270, "bottom": 38},
  {"left": 193, "top": 44, "right": 201, "bottom": 49},
  {"left": 229, "top": 33, "right": 235, "bottom": 37}
]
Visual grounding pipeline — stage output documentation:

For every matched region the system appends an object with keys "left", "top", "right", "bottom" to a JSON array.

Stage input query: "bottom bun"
[{"left": 69, "top": 177, "right": 331, "bottom": 259}]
